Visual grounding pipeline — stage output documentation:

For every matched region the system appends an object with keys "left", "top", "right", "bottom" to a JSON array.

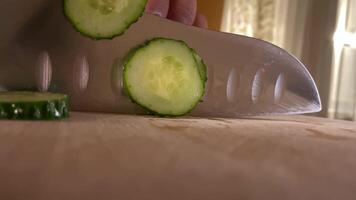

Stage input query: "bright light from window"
[{"left": 333, "top": 31, "right": 356, "bottom": 48}]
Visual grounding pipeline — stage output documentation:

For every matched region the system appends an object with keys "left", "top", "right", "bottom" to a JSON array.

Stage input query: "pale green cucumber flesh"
[
  {"left": 123, "top": 38, "right": 207, "bottom": 116},
  {"left": 192, "top": 51, "right": 208, "bottom": 82},
  {"left": 64, "top": 0, "right": 148, "bottom": 39},
  {"left": 0, "top": 92, "right": 69, "bottom": 120}
]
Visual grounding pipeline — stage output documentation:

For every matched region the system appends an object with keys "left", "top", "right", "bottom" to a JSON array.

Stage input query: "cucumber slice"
[
  {"left": 192, "top": 51, "right": 208, "bottom": 82},
  {"left": 64, "top": 0, "right": 148, "bottom": 39},
  {"left": 123, "top": 38, "right": 207, "bottom": 116},
  {"left": 0, "top": 92, "right": 69, "bottom": 120}
]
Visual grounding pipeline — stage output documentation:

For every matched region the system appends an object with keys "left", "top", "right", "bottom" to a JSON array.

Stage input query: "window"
[
  {"left": 222, "top": 0, "right": 356, "bottom": 121},
  {"left": 330, "top": 0, "right": 356, "bottom": 120}
]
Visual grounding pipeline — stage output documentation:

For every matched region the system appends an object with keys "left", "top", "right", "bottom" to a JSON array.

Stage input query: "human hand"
[{"left": 145, "top": 0, "right": 208, "bottom": 28}]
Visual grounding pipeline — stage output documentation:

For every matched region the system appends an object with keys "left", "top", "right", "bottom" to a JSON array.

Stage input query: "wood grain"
[{"left": 0, "top": 113, "right": 355, "bottom": 200}]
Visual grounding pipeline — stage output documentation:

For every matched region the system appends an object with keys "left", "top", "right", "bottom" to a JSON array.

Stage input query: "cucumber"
[
  {"left": 0, "top": 92, "right": 69, "bottom": 120},
  {"left": 123, "top": 38, "right": 207, "bottom": 116},
  {"left": 193, "top": 51, "right": 208, "bottom": 82},
  {"left": 64, "top": 0, "right": 148, "bottom": 39}
]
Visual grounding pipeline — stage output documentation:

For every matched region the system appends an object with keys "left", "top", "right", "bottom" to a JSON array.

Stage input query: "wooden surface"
[{"left": 0, "top": 112, "right": 356, "bottom": 200}]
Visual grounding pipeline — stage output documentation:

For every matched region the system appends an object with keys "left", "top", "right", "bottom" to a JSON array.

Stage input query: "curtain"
[{"left": 221, "top": 0, "right": 276, "bottom": 43}]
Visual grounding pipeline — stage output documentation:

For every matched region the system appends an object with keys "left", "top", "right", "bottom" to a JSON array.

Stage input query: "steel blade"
[{"left": 0, "top": 1, "right": 321, "bottom": 117}]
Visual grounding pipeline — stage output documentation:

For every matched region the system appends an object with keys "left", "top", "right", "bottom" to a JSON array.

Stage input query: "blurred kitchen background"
[{"left": 198, "top": 0, "right": 356, "bottom": 121}]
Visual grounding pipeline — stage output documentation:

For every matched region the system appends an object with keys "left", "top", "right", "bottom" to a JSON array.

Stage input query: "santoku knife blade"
[{"left": 0, "top": 1, "right": 321, "bottom": 117}]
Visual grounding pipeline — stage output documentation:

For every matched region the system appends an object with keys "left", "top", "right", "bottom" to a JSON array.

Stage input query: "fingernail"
[{"left": 151, "top": 10, "right": 164, "bottom": 18}]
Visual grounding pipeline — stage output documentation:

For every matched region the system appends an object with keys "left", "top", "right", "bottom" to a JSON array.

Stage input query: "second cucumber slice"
[
  {"left": 64, "top": 0, "right": 148, "bottom": 39},
  {"left": 0, "top": 92, "right": 69, "bottom": 120},
  {"left": 123, "top": 38, "right": 207, "bottom": 116}
]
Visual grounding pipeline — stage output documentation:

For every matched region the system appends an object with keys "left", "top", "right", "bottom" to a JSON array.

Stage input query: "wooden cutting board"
[{"left": 0, "top": 112, "right": 356, "bottom": 200}]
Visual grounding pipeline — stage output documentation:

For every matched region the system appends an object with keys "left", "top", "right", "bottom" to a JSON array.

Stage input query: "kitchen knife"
[{"left": 0, "top": 1, "right": 321, "bottom": 117}]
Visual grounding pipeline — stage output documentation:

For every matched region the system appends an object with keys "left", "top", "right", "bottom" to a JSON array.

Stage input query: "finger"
[
  {"left": 145, "top": 0, "right": 170, "bottom": 18},
  {"left": 168, "top": 0, "right": 197, "bottom": 25},
  {"left": 194, "top": 13, "right": 208, "bottom": 28}
]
